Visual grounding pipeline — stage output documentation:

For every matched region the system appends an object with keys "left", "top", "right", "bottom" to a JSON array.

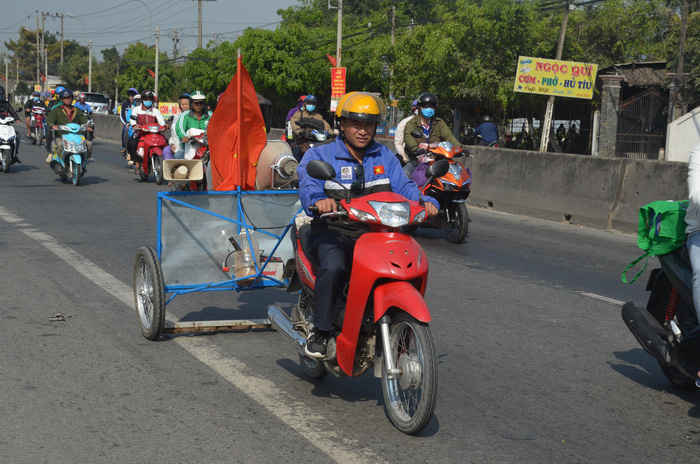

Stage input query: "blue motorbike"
[{"left": 50, "top": 123, "right": 88, "bottom": 186}]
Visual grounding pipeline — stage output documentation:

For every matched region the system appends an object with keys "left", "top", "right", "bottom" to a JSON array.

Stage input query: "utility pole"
[
  {"left": 390, "top": 2, "right": 396, "bottom": 125},
  {"left": 3, "top": 52, "right": 11, "bottom": 95},
  {"left": 328, "top": 0, "right": 343, "bottom": 67},
  {"left": 198, "top": 0, "right": 203, "bottom": 48},
  {"left": 539, "top": 0, "right": 570, "bottom": 152},
  {"left": 172, "top": 29, "right": 179, "bottom": 59},
  {"left": 88, "top": 40, "right": 92, "bottom": 92},
  {"left": 42, "top": 12, "right": 48, "bottom": 91},
  {"left": 36, "top": 12, "right": 40, "bottom": 87},
  {"left": 669, "top": 0, "right": 689, "bottom": 122},
  {"left": 155, "top": 27, "right": 159, "bottom": 98},
  {"left": 60, "top": 14, "right": 64, "bottom": 66},
  {"left": 336, "top": 0, "right": 343, "bottom": 67}
]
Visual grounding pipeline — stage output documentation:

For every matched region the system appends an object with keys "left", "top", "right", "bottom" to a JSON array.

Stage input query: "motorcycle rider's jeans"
[
  {"left": 307, "top": 229, "right": 354, "bottom": 332},
  {"left": 687, "top": 231, "right": 700, "bottom": 322}
]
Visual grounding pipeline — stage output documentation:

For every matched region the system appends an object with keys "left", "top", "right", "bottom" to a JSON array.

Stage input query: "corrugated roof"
[{"left": 598, "top": 61, "right": 670, "bottom": 86}]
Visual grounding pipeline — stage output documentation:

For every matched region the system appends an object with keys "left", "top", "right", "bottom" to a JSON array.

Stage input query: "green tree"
[{"left": 116, "top": 43, "right": 175, "bottom": 101}]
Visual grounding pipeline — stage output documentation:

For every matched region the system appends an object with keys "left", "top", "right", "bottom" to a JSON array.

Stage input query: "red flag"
[
  {"left": 83, "top": 73, "right": 89, "bottom": 85},
  {"left": 147, "top": 68, "right": 156, "bottom": 78},
  {"left": 40, "top": 72, "right": 45, "bottom": 82},
  {"left": 207, "top": 54, "right": 267, "bottom": 191},
  {"left": 326, "top": 54, "right": 337, "bottom": 67}
]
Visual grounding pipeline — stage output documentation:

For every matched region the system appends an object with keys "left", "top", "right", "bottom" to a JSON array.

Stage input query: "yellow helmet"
[{"left": 335, "top": 91, "right": 386, "bottom": 123}]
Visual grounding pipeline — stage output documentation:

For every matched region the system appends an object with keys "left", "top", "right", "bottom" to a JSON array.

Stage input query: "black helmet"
[
  {"left": 59, "top": 88, "right": 73, "bottom": 100},
  {"left": 482, "top": 115, "right": 491, "bottom": 122},
  {"left": 417, "top": 92, "right": 437, "bottom": 107},
  {"left": 141, "top": 90, "right": 155, "bottom": 100}
]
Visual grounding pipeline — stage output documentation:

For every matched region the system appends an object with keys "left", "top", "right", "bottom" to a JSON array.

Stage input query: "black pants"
[
  {"left": 307, "top": 230, "right": 355, "bottom": 332},
  {"left": 127, "top": 133, "right": 140, "bottom": 160}
]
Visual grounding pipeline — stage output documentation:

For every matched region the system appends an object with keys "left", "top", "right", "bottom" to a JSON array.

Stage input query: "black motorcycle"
[{"left": 622, "top": 246, "right": 700, "bottom": 390}]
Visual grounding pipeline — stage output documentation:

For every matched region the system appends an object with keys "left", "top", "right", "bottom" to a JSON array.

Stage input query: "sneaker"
[
  {"left": 304, "top": 330, "right": 328, "bottom": 359},
  {"left": 45, "top": 154, "right": 52, "bottom": 164}
]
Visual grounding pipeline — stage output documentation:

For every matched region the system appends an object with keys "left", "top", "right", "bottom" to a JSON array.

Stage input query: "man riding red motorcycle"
[
  {"left": 128, "top": 90, "right": 167, "bottom": 181},
  {"left": 297, "top": 91, "right": 439, "bottom": 358}
]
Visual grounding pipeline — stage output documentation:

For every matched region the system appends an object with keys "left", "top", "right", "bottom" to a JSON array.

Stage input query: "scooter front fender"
[
  {"left": 373, "top": 281, "right": 431, "bottom": 323},
  {"left": 70, "top": 153, "right": 83, "bottom": 165}
]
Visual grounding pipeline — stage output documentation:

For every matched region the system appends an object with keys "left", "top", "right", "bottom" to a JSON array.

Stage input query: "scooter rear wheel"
[
  {"left": 648, "top": 271, "right": 699, "bottom": 391},
  {"left": 381, "top": 312, "right": 438, "bottom": 435}
]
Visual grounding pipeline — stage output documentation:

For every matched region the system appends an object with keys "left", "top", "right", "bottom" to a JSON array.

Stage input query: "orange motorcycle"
[{"left": 407, "top": 135, "right": 471, "bottom": 243}]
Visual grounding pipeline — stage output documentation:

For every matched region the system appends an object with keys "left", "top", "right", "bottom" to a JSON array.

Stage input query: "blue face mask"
[
  {"left": 421, "top": 108, "right": 435, "bottom": 118},
  {"left": 143, "top": 100, "right": 153, "bottom": 108},
  {"left": 33, "top": 97, "right": 40, "bottom": 102},
  {"left": 306, "top": 104, "right": 316, "bottom": 112}
]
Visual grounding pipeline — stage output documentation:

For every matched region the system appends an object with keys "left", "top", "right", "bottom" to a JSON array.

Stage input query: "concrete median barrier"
[
  {"left": 92, "top": 114, "right": 124, "bottom": 142},
  {"left": 93, "top": 121, "right": 687, "bottom": 234},
  {"left": 466, "top": 146, "right": 688, "bottom": 234}
]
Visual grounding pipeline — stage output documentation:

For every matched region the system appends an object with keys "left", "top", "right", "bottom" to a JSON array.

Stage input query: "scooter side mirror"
[
  {"left": 305, "top": 160, "right": 336, "bottom": 181},
  {"left": 410, "top": 129, "right": 422, "bottom": 139},
  {"left": 426, "top": 159, "right": 449, "bottom": 179}
]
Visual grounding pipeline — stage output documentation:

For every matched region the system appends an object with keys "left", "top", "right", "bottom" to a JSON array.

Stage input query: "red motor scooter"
[
  {"left": 135, "top": 123, "right": 167, "bottom": 184},
  {"left": 268, "top": 159, "right": 448, "bottom": 435},
  {"left": 30, "top": 106, "right": 46, "bottom": 146}
]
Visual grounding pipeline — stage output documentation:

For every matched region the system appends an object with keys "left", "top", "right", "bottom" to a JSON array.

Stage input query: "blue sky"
[{"left": 1, "top": 0, "right": 300, "bottom": 56}]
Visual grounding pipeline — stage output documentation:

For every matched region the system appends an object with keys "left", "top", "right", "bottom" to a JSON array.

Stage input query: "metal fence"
[{"left": 616, "top": 88, "right": 668, "bottom": 160}]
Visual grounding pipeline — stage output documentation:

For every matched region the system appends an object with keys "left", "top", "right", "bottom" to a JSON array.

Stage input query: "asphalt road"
[{"left": 1, "top": 137, "right": 698, "bottom": 463}]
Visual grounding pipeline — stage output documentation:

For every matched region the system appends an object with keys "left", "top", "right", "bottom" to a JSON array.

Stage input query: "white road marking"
[
  {"left": 0, "top": 206, "right": 385, "bottom": 464},
  {"left": 580, "top": 292, "right": 625, "bottom": 306}
]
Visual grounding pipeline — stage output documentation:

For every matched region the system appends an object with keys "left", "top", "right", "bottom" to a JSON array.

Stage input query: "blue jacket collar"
[{"left": 333, "top": 135, "right": 382, "bottom": 160}]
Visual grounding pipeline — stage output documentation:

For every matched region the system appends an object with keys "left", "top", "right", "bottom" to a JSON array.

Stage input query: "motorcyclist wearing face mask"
[
  {"left": 45, "top": 88, "right": 91, "bottom": 164},
  {"left": 403, "top": 92, "right": 460, "bottom": 177},
  {"left": 25, "top": 91, "right": 46, "bottom": 139},
  {"left": 127, "top": 90, "right": 165, "bottom": 172},
  {"left": 289, "top": 94, "right": 332, "bottom": 140}
]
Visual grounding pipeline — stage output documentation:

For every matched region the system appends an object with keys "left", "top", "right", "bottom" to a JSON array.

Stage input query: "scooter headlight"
[
  {"left": 148, "top": 125, "right": 160, "bottom": 133},
  {"left": 448, "top": 164, "right": 462, "bottom": 178},
  {"left": 442, "top": 181, "right": 457, "bottom": 192},
  {"left": 349, "top": 207, "right": 377, "bottom": 223},
  {"left": 368, "top": 201, "right": 410, "bottom": 227},
  {"left": 63, "top": 138, "right": 86, "bottom": 153}
]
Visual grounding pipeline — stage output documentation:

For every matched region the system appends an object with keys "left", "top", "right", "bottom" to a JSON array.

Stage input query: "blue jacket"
[
  {"left": 473, "top": 121, "right": 498, "bottom": 143},
  {"left": 74, "top": 102, "right": 92, "bottom": 115},
  {"left": 298, "top": 136, "right": 439, "bottom": 236}
]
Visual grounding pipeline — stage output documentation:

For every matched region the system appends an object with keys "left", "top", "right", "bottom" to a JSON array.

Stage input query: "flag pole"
[{"left": 236, "top": 49, "right": 242, "bottom": 188}]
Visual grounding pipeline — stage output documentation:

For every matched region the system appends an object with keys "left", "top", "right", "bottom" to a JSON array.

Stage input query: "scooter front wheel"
[
  {"left": 72, "top": 160, "right": 82, "bottom": 186},
  {"left": 134, "top": 246, "right": 166, "bottom": 340},
  {"left": 1, "top": 149, "right": 10, "bottom": 173},
  {"left": 299, "top": 353, "right": 329, "bottom": 380},
  {"left": 443, "top": 202, "right": 469, "bottom": 244},
  {"left": 153, "top": 156, "right": 163, "bottom": 185},
  {"left": 381, "top": 313, "right": 438, "bottom": 435}
]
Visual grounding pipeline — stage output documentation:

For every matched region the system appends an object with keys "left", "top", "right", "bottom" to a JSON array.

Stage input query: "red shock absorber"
[{"left": 665, "top": 286, "right": 680, "bottom": 322}]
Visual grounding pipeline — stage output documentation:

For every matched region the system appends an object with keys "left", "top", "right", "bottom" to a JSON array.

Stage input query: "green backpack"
[{"left": 622, "top": 200, "right": 689, "bottom": 284}]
